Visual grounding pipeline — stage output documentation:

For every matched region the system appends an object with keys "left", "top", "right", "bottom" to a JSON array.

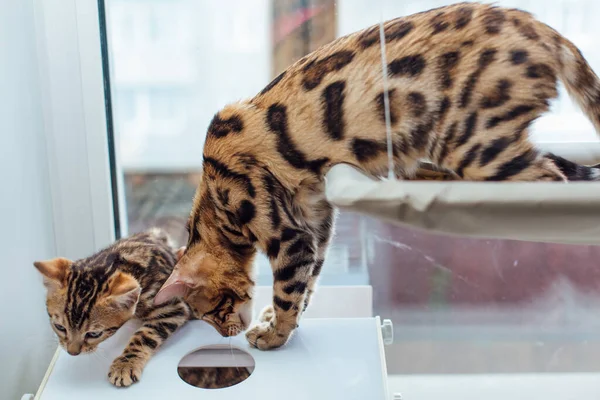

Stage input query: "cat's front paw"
[
  {"left": 108, "top": 357, "right": 143, "bottom": 387},
  {"left": 245, "top": 321, "right": 291, "bottom": 350}
]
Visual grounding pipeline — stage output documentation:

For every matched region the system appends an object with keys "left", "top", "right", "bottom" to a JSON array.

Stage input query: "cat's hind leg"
[
  {"left": 441, "top": 127, "right": 566, "bottom": 182},
  {"left": 483, "top": 151, "right": 566, "bottom": 181}
]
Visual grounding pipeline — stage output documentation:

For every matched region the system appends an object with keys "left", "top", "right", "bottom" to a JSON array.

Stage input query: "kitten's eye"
[
  {"left": 85, "top": 331, "right": 103, "bottom": 339},
  {"left": 54, "top": 323, "right": 66, "bottom": 332}
]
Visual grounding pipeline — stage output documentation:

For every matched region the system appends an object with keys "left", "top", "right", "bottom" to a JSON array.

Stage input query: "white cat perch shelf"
[
  {"left": 30, "top": 317, "right": 393, "bottom": 400},
  {"left": 325, "top": 163, "right": 600, "bottom": 245}
]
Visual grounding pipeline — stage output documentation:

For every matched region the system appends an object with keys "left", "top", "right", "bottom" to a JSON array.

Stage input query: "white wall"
[{"left": 0, "top": 1, "right": 57, "bottom": 398}]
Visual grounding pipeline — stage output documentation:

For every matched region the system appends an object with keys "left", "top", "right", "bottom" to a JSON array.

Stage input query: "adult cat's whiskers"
[{"left": 228, "top": 337, "right": 240, "bottom": 373}]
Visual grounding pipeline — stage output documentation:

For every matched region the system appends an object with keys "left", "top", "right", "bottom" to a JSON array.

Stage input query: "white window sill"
[{"left": 388, "top": 372, "right": 600, "bottom": 400}]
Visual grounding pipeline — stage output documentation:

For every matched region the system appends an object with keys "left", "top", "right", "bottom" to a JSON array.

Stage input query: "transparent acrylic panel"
[{"left": 367, "top": 216, "right": 600, "bottom": 374}]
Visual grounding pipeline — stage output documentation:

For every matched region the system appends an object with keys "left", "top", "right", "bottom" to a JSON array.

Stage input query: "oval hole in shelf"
[{"left": 177, "top": 344, "right": 255, "bottom": 389}]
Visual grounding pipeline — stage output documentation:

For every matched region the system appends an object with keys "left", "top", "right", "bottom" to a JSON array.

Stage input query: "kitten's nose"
[{"left": 67, "top": 344, "right": 81, "bottom": 356}]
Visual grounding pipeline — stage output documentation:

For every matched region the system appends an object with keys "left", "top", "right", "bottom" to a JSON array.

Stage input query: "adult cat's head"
[
  {"left": 34, "top": 257, "right": 141, "bottom": 355},
  {"left": 154, "top": 161, "right": 256, "bottom": 337}
]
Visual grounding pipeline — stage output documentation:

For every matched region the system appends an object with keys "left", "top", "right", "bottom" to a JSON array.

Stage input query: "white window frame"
[{"left": 34, "top": 0, "right": 117, "bottom": 258}]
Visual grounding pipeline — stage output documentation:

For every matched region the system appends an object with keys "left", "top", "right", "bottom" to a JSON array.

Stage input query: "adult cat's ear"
[
  {"left": 154, "top": 269, "right": 201, "bottom": 306},
  {"left": 33, "top": 258, "right": 70, "bottom": 291},
  {"left": 107, "top": 272, "right": 141, "bottom": 310}
]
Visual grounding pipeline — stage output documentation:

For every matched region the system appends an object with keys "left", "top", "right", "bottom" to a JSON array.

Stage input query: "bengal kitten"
[
  {"left": 34, "top": 229, "right": 192, "bottom": 387},
  {"left": 154, "top": 3, "right": 600, "bottom": 351}
]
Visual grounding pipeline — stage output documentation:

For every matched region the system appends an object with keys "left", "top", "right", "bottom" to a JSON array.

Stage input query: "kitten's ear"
[
  {"left": 154, "top": 270, "right": 201, "bottom": 306},
  {"left": 33, "top": 258, "right": 70, "bottom": 291},
  {"left": 176, "top": 247, "right": 186, "bottom": 261},
  {"left": 107, "top": 272, "right": 141, "bottom": 310}
]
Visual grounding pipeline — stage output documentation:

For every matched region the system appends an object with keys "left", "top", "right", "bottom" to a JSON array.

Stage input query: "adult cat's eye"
[
  {"left": 53, "top": 323, "right": 66, "bottom": 332},
  {"left": 85, "top": 331, "right": 103, "bottom": 339}
]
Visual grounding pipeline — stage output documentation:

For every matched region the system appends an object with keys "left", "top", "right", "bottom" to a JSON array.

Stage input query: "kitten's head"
[
  {"left": 154, "top": 176, "right": 255, "bottom": 337},
  {"left": 34, "top": 257, "right": 141, "bottom": 355}
]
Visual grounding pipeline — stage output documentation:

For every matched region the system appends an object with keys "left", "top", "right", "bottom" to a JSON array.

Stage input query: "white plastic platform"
[{"left": 34, "top": 317, "right": 389, "bottom": 400}]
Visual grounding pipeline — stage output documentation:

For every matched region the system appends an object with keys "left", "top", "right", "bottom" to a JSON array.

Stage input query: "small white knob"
[
  {"left": 21, "top": 395, "right": 34, "bottom": 400},
  {"left": 381, "top": 319, "right": 393, "bottom": 345},
  {"left": 393, "top": 393, "right": 403, "bottom": 400}
]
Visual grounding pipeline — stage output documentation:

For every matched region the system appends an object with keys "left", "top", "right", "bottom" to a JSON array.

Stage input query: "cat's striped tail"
[
  {"left": 545, "top": 153, "right": 600, "bottom": 181},
  {"left": 556, "top": 35, "right": 600, "bottom": 136}
]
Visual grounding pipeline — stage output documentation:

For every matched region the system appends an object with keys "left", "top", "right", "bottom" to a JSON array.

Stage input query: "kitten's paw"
[
  {"left": 245, "top": 321, "right": 290, "bottom": 350},
  {"left": 258, "top": 305, "right": 275, "bottom": 323},
  {"left": 108, "top": 358, "right": 143, "bottom": 387}
]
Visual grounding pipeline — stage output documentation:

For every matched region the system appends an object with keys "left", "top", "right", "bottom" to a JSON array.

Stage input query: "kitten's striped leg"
[
  {"left": 246, "top": 230, "right": 317, "bottom": 350},
  {"left": 108, "top": 300, "right": 191, "bottom": 387}
]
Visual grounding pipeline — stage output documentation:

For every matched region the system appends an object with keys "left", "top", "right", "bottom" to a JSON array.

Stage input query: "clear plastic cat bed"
[
  {"left": 325, "top": 163, "right": 600, "bottom": 245},
  {"left": 32, "top": 318, "right": 390, "bottom": 400}
]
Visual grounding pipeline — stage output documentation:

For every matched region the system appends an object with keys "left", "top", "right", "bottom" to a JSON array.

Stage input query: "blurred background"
[{"left": 105, "top": 0, "right": 600, "bottom": 377}]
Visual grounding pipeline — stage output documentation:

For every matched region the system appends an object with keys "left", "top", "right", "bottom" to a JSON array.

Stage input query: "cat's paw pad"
[
  {"left": 258, "top": 305, "right": 275, "bottom": 323},
  {"left": 245, "top": 321, "right": 290, "bottom": 350},
  {"left": 108, "top": 358, "right": 143, "bottom": 387}
]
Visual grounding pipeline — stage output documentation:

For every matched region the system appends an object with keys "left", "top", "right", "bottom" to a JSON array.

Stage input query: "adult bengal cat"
[{"left": 155, "top": 3, "right": 600, "bottom": 350}]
